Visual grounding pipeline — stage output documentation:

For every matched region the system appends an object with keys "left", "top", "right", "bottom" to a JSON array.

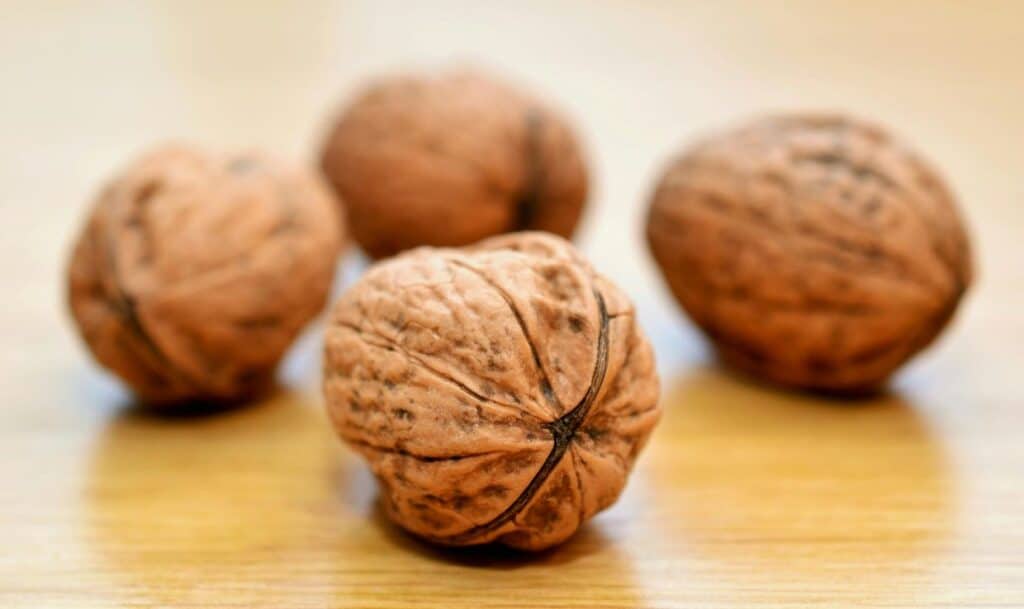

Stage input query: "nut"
[
  {"left": 68, "top": 145, "right": 345, "bottom": 405},
  {"left": 323, "top": 232, "right": 660, "bottom": 550},
  {"left": 319, "top": 68, "right": 589, "bottom": 258},
  {"left": 647, "top": 114, "right": 972, "bottom": 392}
]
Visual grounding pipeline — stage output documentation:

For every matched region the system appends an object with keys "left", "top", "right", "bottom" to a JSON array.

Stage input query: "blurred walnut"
[
  {"left": 324, "top": 232, "right": 660, "bottom": 550},
  {"left": 68, "top": 145, "right": 345, "bottom": 405},
  {"left": 647, "top": 114, "right": 972, "bottom": 392},
  {"left": 319, "top": 68, "right": 589, "bottom": 259}
]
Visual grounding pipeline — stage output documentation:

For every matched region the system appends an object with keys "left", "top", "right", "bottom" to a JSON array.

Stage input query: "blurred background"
[
  {"left": 4, "top": 1, "right": 1023, "bottom": 389},
  {"left": 1, "top": 2, "right": 1022, "bottom": 607}
]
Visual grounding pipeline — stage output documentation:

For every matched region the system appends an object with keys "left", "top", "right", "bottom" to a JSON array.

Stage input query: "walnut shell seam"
[
  {"left": 430, "top": 288, "right": 609, "bottom": 544},
  {"left": 325, "top": 232, "right": 660, "bottom": 549},
  {"left": 331, "top": 285, "right": 617, "bottom": 543}
]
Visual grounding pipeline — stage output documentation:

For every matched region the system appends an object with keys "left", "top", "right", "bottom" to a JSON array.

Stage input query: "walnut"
[
  {"left": 323, "top": 232, "right": 660, "bottom": 550},
  {"left": 319, "top": 68, "right": 589, "bottom": 259},
  {"left": 67, "top": 145, "right": 345, "bottom": 405},
  {"left": 647, "top": 114, "right": 973, "bottom": 392}
]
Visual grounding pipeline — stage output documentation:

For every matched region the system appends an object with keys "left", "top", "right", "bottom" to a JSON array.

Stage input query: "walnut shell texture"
[
  {"left": 324, "top": 232, "right": 660, "bottom": 550},
  {"left": 319, "top": 68, "right": 589, "bottom": 259},
  {"left": 68, "top": 145, "right": 345, "bottom": 405},
  {"left": 647, "top": 114, "right": 973, "bottom": 392}
]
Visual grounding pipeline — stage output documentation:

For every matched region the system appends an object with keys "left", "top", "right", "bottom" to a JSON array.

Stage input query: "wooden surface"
[{"left": 2, "top": 1, "right": 1022, "bottom": 607}]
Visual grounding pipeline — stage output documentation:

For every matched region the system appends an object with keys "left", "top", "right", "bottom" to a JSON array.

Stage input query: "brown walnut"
[
  {"left": 68, "top": 145, "right": 345, "bottom": 405},
  {"left": 319, "top": 68, "right": 589, "bottom": 259},
  {"left": 647, "top": 114, "right": 973, "bottom": 392},
  {"left": 323, "top": 232, "right": 660, "bottom": 550}
]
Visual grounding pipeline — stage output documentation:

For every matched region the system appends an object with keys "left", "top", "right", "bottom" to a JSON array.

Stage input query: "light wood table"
[{"left": 2, "top": 2, "right": 1022, "bottom": 607}]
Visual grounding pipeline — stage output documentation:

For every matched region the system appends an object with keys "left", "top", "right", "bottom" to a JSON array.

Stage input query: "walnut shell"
[
  {"left": 319, "top": 68, "right": 589, "bottom": 259},
  {"left": 647, "top": 114, "right": 972, "bottom": 392},
  {"left": 323, "top": 232, "right": 660, "bottom": 550},
  {"left": 68, "top": 145, "right": 345, "bottom": 405}
]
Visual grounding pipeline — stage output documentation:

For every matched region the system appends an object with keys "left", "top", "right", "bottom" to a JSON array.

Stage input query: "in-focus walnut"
[
  {"left": 68, "top": 145, "right": 346, "bottom": 405},
  {"left": 319, "top": 68, "right": 589, "bottom": 259},
  {"left": 323, "top": 232, "right": 660, "bottom": 550},
  {"left": 647, "top": 114, "right": 973, "bottom": 392}
]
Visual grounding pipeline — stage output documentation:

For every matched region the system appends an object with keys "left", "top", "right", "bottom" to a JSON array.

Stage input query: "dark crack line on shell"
[
  {"left": 100, "top": 213, "right": 197, "bottom": 392},
  {"left": 427, "top": 289, "right": 610, "bottom": 545},
  {"left": 588, "top": 320, "right": 659, "bottom": 424},
  {"left": 447, "top": 258, "right": 560, "bottom": 409},
  {"left": 335, "top": 321, "right": 527, "bottom": 414},
  {"left": 342, "top": 436, "right": 506, "bottom": 463},
  {"left": 512, "top": 108, "right": 545, "bottom": 231}
]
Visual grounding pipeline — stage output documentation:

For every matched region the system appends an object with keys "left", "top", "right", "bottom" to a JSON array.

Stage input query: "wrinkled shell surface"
[
  {"left": 647, "top": 114, "right": 972, "bottom": 392},
  {"left": 319, "top": 68, "right": 589, "bottom": 258},
  {"left": 324, "top": 232, "right": 660, "bottom": 550},
  {"left": 68, "top": 145, "right": 345, "bottom": 405}
]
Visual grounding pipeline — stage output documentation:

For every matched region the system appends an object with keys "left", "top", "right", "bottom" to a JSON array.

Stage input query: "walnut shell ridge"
[
  {"left": 319, "top": 68, "right": 589, "bottom": 259},
  {"left": 647, "top": 114, "right": 973, "bottom": 392},
  {"left": 324, "top": 232, "right": 660, "bottom": 550},
  {"left": 68, "top": 145, "right": 345, "bottom": 405}
]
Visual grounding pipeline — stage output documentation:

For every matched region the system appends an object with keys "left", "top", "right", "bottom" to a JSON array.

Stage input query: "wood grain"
[{"left": 1, "top": 1, "right": 1022, "bottom": 607}]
